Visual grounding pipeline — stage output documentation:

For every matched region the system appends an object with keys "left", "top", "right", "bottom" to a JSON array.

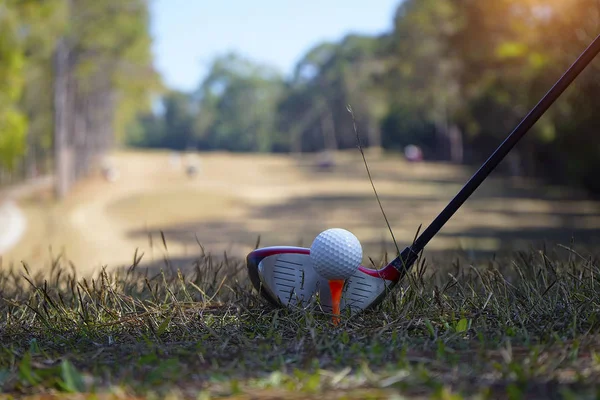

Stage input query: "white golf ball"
[{"left": 310, "top": 228, "right": 363, "bottom": 280}]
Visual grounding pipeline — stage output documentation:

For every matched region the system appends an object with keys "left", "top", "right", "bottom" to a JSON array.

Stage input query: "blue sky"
[{"left": 149, "top": 0, "right": 400, "bottom": 92}]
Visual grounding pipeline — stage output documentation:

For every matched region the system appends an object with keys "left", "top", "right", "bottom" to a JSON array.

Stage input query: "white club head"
[{"left": 247, "top": 246, "right": 399, "bottom": 315}]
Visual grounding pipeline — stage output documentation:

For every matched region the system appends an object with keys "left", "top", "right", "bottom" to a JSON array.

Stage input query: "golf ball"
[{"left": 310, "top": 228, "right": 363, "bottom": 280}]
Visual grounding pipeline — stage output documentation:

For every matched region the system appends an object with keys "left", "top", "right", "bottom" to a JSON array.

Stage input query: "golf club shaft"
[{"left": 393, "top": 33, "right": 600, "bottom": 272}]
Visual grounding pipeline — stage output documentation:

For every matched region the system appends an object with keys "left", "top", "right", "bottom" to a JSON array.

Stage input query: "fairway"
[{"left": 3, "top": 149, "right": 600, "bottom": 276}]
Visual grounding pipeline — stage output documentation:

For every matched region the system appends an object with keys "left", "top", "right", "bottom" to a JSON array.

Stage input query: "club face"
[{"left": 247, "top": 246, "right": 399, "bottom": 315}]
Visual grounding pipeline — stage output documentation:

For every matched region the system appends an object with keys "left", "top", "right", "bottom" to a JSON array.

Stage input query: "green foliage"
[
  {"left": 0, "top": 1, "right": 29, "bottom": 171},
  {"left": 16, "top": 351, "right": 87, "bottom": 393},
  {"left": 0, "top": 108, "right": 28, "bottom": 170},
  {"left": 130, "top": 53, "right": 284, "bottom": 152},
  {"left": 198, "top": 53, "right": 285, "bottom": 152},
  {"left": 83, "top": 0, "right": 162, "bottom": 141},
  {"left": 0, "top": 0, "right": 158, "bottom": 185},
  {"left": 65, "top": 0, "right": 160, "bottom": 145},
  {"left": 2, "top": 0, "right": 600, "bottom": 195}
]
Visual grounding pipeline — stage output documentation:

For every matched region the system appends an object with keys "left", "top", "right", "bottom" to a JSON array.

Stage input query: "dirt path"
[
  {"left": 0, "top": 200, "right": 26, "bottom": 254},
  {"left": 0, "top": 176, "right": 53, "bottom": 256},
  {"left": 3, "top": 150, "right": 600, "bottom": 277}
]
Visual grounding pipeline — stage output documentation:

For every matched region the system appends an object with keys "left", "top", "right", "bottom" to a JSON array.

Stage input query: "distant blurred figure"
[
  {"left": 186, "top": 163, "right": 199, "bottom": 178},
  {"left": 316, "top": 150, "right": 335, "bottom": 171},
  {"left": 101, "top": 158, "right": 120, "bottom": 183},
  {"left": 404, "top": 145, "right": 423, "bottom": 163},
  {"left": 507, "top": 152, "right": 524, "bottom": 184},
  {"left": 184, "top": 152, "right": 202, "bottom": 178},
  {"left": 169, "top": 152, "right": 182, "bottom": 169}
]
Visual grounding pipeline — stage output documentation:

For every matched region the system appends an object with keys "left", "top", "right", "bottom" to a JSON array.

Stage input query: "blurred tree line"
[
  {"left": 2, "top": 0, "right": 600, "bottom": 197},
  {"left": 0, "top": 0, "right": 159, "bottom": 197},
  {"left": 128, "top": 0, "right": 600, "bottom": 195}
]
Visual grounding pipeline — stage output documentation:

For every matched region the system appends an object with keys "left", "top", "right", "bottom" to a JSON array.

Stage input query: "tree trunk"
[
  {"left": 25, "top": 130, "right": 38, "bottom": 179},
  {"left": 435, "top": 122, "right": 449, "bottom": 161},
  {"left": 72, "top": 81, "right": 86, "bottom": 181},
  {"left": 321, "top": 107, "right": 338, "bottom": 151},
  {"left": 53, "top": 38, "right": 70, "bottom": 200},
  {"left": 448, "top": 124, "right": 463, "bottom": 164},
  {"left": 366, "top": 117, "right": 382, "bottom": 156}
]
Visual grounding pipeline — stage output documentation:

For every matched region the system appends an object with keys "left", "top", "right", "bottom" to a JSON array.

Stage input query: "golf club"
[
  {"left": 247, "top": 33, "right": 600, "bottom": 315},
  {"left": 247, "top": 246, "right": 400, "bottom": 314}
]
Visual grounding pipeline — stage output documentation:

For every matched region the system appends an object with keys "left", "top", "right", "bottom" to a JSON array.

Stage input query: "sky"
[{"left": 149, "top": 0, "right": 400, "bottom": 92}]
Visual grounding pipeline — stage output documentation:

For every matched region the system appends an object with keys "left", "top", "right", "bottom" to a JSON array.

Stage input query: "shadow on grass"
[
  {"left": 295, "top": 155, "right": 590, "bottom": 201},
  {"left": 121, "top": 189, "right": 600, "bottom": 274}
]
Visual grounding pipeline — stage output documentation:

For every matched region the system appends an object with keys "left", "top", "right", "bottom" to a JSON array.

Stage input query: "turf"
[
  {"left": 2, "top": 242, "right": 600, "bottom": 399},
  {"left": 7, "top": 150, "right": 600, "bottom": 278}
]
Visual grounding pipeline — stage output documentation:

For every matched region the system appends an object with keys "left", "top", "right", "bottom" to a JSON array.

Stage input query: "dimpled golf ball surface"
[{"left": 310, "top": 228, "right": 363, "bottom": 280}]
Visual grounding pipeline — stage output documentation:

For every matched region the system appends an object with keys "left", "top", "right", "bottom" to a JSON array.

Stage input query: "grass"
[
  {"left": 105, "top": 189, "right": 242, "bottom": 228},
  {"left": 7, "top": 149, "right": 600, "bottom": 277},
  {"left": 2, "top": 240, "right": 600, "bottom": 399}
]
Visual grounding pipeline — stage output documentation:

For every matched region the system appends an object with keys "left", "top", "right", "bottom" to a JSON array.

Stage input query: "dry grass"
[
  {"left": 3, "top": 150, "right": 600, "bottom": 398},
  {"left": 1, "top": 241, "right": 600, "bottom": 399},
  {"left": 3, "top": 150, "right": 600, "bottom": 278}
]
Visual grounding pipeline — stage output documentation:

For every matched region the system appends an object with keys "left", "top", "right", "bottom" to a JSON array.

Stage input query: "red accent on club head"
[
  {"left": 357, "top": 264, "right": 400, "bottom": 282},
  {"left": 249, "top": 246, "right": 310, "bottom": 261}
]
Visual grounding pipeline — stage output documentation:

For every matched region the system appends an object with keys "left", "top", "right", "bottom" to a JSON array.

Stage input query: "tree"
[
  {"left": 52, "top": 0, "right": 159, "bottom": 197},
  {"left": 0, "top": 1, "right": 31, "bottom": 173},
  {"left": 125, "top": 0, "right": 600, "bottom": 197},
  {"left": 385, "top": 0, "right": 465, "bottom": 162},
  {"left": 162, "top": 90, "right": 197, "bottom": 150},
  {"left": 194, "top": 53, "right": 285, "bottom": 152},
  {"left": 280, "top": 34, "right": 387, "bottom": 153}
]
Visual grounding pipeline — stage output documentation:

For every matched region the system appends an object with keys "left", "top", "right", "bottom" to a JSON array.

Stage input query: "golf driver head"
[{"left": 247, "top": 246, "right": 401, "bottom": 315}]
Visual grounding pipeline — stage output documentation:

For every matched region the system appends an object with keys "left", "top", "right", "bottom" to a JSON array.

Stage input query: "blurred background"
[{"left": 1, "top": 0, "right": 600, "bottom": 276}]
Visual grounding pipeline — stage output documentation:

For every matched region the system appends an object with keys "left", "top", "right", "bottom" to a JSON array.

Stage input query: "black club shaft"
[{"left": 392, "top": 33, "right": 600, "bottom": 273}]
